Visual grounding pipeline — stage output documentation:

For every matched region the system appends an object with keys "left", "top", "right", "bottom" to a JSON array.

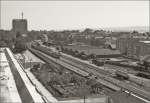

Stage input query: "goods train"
[
  {"left": 136, "top": 72, "right": 150, "bottom": 79},
  {"left": 115, "top": 70, "right": 150, "bottom": 80},
  {"left": 61, "top": 47, "right": 89, "bottom": 60},
  {"left": 114, "top": 70, "right": 150, "bottom": 87},
  {"left": 115, "top": 71, "right": 129, "bottom": 80},
  {"left": 91, "top": 59, "right": 104, "bottom": 66},
  {"left": 31, "top": 43, "right": 61, "bottom": 59}
]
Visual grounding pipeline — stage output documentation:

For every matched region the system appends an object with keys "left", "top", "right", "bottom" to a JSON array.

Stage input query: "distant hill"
[{"left": 102, "top": 26, "right": 149, "bottom": 32}]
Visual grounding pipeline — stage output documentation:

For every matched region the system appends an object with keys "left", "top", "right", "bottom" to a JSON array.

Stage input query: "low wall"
[{"left": 4, "top": 48, "right": 43, "bottom": 103}]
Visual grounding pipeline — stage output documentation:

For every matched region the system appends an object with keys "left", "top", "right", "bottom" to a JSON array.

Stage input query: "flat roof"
[
  {"left": 5, "top": 48, "right": 44, "bottom": 103},
  {"left": 139, "top": 41, "right": 150, "bottom": 44},
  {"left": 13, "top": 19, "right": 27, "bottom": 21},
  {"left": 64, "top": 45, "right": 120, "bottom": 55},
  {"left": 0, "top": 50, "right": 22, "bottom": 103}
]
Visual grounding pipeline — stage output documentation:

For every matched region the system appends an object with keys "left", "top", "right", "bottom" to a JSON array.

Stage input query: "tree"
[
  {"left": 16, "top": 32, "right": 21, "bottom": 38},
  {"left": 143, "top": 61, "right": 150, "bottom": 71},
  {"left": 0, "top": 41, "right": 7, "bottom": 47},
  {"left": 75, "top": 83, "right": 90, "bottom": 103},
  {"left": 49, "top": 73, "right": 62, "bottom": 85},
  {"left": 69, "top": 74, "right": 79, "bottom": 84},
  {"left": 13, "top": 37, "right": 27, "bottom": 53},
  {"left": 88, "top": 53, "right": 96, "bottom": 59},
  {"left": 82, "top": 28, "right": 93, "bottom": 35},
  {"left": 132, "top": 30, "right": 138, "bottom": 34}
]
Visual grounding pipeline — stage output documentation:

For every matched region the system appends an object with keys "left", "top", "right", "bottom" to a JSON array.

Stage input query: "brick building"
[
  {"left": 116, "top": 36, "right": 150, "bottom": 59},
  {"left": 135, "top": 41, "right": 150, "bottom": 58},
  {"left": 12, "top": 19, "right": 28, "bottom": 34}
]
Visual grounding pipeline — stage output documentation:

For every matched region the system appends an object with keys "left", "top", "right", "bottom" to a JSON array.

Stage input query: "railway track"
[
  {"left": 61, "top": 54, "right": 150, "bottom": 98},
  {"left": 61, "top": 54, "right": 110, "bottom": 75},
  {"left": 28, "top": 46, "right": 150, "bottom": 102},
  {"left": 28, "top": 47, "right": 120, "bottom": 90},
  {"left": 61, "top": 53, "right": 150, "bottom": 88}
]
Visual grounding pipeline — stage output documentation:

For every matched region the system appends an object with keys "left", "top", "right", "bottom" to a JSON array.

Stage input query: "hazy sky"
[{"left": 1, "top": 1, "right": 149, "bottom": 30}]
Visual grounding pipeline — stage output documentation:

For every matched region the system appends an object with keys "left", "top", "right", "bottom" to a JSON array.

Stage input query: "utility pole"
[
  {"left": 0, "top": 48, "right": 1, "bottom": 70},
  {"left": 21, "top": 12, "right": 24, "bottom": 19},
  {"left": 103, "top": 59, "right": 106, "bottom": 69},
  {"left": 22, "top": 54, "right": 26, "bottom": 69},
  {"left": 30, "top": 58, "right": 32, "bottom": 69},
  {"left": 84, "top": 96, "right": 85, "bottom": 103}
]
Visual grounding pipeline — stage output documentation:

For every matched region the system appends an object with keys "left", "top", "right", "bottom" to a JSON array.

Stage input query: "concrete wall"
[{"left": 4, "top": 48, "right": 43, "bottom": 103}]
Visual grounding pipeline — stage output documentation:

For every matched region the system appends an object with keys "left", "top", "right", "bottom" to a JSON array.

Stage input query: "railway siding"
[{"left": 29, "top": 46, "right": 150, "bottom": 101}]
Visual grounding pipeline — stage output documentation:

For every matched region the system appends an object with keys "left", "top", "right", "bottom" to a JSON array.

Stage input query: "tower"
[
  {"left": 21, "top": 12, "right": 24, "bottom": 19},
  {"left": 12, "top": 12, "right": 28, "bottom": 34}
]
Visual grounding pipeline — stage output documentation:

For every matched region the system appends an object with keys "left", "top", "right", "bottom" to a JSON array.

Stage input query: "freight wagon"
[
  {"left": 31, "top": 44, "right": 61, "bottom": 59},
  {"left": 115, "top": 71, "right": 129, "bottom": 80}
]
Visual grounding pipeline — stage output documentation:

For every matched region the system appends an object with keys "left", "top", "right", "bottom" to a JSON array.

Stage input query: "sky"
[{"left": 1, "top": 1, "right": 149, "bottom": 30}]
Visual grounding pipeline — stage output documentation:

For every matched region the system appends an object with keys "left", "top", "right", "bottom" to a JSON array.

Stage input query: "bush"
[{"left": 0, "top": 41, "right": 7, "bottom": 47}]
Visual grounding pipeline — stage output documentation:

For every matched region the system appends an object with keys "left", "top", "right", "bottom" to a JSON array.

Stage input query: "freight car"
[
  {"left": 92, "top": 59, "right": 104, "bottom": 66},
  {"left": 136, "top": 72, "right": 150, "bottom": 79},
  {"left": 115, "top": 71, "right": 129, "bottom": 80},
  {"left": 31, "top": 44, "right": 61, "bottom": 59}
]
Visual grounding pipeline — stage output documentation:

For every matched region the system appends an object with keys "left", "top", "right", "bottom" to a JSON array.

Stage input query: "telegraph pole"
[
  {"left": 84, "top": 96, "right": 85, "bottom": 103},
  {"left": 21, "top": 12, "right": 24, "bottom": 19}
]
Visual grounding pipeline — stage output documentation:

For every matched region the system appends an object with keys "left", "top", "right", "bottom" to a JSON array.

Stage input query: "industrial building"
[{"left": 116, "top": 36, "right": 150, "bottom": 59}]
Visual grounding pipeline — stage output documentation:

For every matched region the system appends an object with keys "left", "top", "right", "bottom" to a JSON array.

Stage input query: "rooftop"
[
  {"left": 64, "top": 45, "right": 120, "bottom": 55},
  {"left": 0, "top": 48, "right": 22, "bottom": 103},
  {"left": 0, "top": 48, "right": 44, "bottom": 103},
  {"left": 139, "top": 41, "right": 150, "bottom": 44},
  {"left": 13, "top": 19, "right": 27, "bottom": 21}
]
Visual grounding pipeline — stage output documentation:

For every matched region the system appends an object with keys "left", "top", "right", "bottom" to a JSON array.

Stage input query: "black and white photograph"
[{"left": 0, "top": 0, "right": 149, "bottom": 103}]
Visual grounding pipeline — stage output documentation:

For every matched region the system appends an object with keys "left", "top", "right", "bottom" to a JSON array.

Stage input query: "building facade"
[
  {"left": 116, "top": 37, "right": 150, "bottom": 59},
  {"left": 12, "top": 19, "right": 28, "bottom": 34},
  {"left": 135, "top": 41, "right": 150, "bottom": 58}
]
